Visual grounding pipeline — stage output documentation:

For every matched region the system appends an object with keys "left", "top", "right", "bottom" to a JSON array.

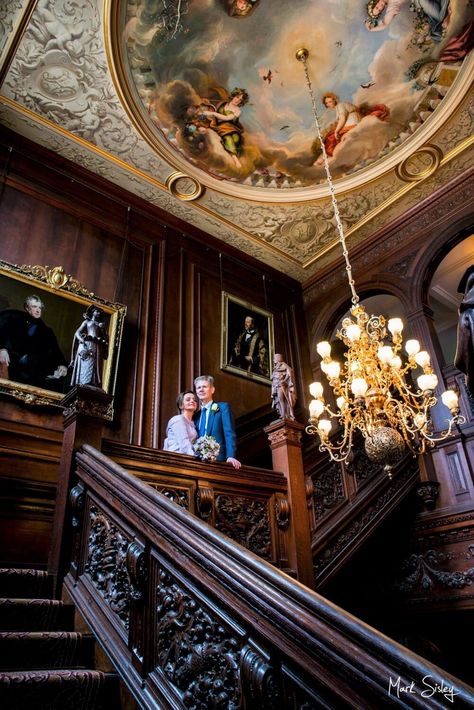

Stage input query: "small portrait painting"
[{"left": 221, "top": 292, "right": 273, "bottom": 385}]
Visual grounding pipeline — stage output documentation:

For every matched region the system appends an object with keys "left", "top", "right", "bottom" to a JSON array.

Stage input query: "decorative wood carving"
[
  {"left": 196, "top": 486, "right": 213, "bottom": 520},
  {"left": 155, "top": 567, "right": 242, "bottom": 708},
  {"left": 84, "top": 504, "right": 132, "bottom": 628},
  {"left": 266, "top": 426, "right": 302, "bottom": 447},
  {"left": 396, "top": 546, "right": 474, "bottom": 595},
  {"left": 346, "top": 447, "right": 382, "bottom": 485},
  {"left": 63, "top": 398, "right": 114, "bottom": 423},
  {"left": 416, "top": 481, "right": 440, "bottom": 512},
  {"left": 69, "top": 483, "right": 85, "bottom": 529},
  {"left": 312, "top": 462, "right": 345, "bottom": 521},
  {"left": 150, "top": 485, "right": 189, "bottom": 509},
  {"left": 126, "top": 541, "right": 148, "bottom": 603},
  {"left": 214, "top": 494, "right": 271, "bottom": 560},
  {"left": 240, "top": 643, "right": 281, "bottom": 710},
  {"left": 275, "top": 497, "right": 290, "bottom": 531}
]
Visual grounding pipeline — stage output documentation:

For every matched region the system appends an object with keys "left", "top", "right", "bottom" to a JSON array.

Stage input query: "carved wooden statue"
[
  {"left": 271, "top": 353, "right": 296, "bottom": 420},
  {"left": 455, "top": 265, "right": 474, "bottom": 397}
]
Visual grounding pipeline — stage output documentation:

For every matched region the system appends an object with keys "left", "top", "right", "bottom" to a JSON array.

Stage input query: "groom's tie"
[{"left": 199, "top": 408, "right": 207, "bottom": 437}]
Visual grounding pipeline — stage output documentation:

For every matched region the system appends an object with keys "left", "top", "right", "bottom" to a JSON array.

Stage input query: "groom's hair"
[{"left": 194, "top": 375, "right": 214, "bottom": 387}]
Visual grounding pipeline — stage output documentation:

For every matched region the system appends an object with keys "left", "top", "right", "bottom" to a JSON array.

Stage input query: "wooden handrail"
[
  {"left": 102, "top": 438, "right": 294, "bottom": 575},
  {"left": 63, "top": 444, "right": 474, "bottom": 709}
]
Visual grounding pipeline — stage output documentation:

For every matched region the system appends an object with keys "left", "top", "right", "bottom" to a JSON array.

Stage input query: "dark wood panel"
[{"left": 0, "top": 130, "right": 309, "bottom": 454}]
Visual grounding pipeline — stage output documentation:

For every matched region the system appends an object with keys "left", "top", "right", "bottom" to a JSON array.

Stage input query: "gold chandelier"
[{"left": 297, "top": 48, "right": 465, "bottom": 475}]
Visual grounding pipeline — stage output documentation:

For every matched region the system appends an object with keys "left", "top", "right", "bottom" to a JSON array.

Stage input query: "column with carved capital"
[
  {"left": 48, "top": 385, "right": 113, "bottom": 596},
  {"left": 264, "top": 419, "right": 314, "bottom": 589}
]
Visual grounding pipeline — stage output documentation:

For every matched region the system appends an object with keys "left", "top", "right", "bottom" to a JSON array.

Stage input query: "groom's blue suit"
[{"left": 194, "top": 401, "right": 237, "bottom": 462}]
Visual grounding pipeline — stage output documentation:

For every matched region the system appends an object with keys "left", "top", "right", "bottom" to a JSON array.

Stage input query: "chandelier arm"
[
  {"left": 298, "top": 51, "right": 359, "bottom": 306},
  {"left": 421, "top": 415, "right": 466, "bottom": 443}
]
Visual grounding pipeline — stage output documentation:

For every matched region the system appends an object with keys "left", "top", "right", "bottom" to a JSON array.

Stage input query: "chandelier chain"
[{"left": 300, "top": 56, "right": 359, "bottom": 305}]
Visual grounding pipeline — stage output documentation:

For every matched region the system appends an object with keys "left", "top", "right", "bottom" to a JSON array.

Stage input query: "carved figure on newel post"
[
  {"left": 455, "top": 265, "right": 474, "bottom": 397},
  {"left": 271, "top": 353, "right": 296, "bottom": 420}
]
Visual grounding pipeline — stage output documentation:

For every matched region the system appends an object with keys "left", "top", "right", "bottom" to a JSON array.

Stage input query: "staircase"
[{"left": 0, "top": 568, "right": 120, "bottom": 709}]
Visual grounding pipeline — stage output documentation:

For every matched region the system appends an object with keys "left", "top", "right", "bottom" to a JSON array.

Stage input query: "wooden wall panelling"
[
  {"left": 0, "top": 129, "right": 309, "bottom": 465},
  {"left": 0, "top": 402, "right": 63, "bottom": 566}
]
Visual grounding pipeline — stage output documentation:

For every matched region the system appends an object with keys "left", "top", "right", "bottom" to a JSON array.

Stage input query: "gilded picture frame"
[
  {"left": 0, "top": 260, "right": 126, "bottom": 409},
  {"left": 221, "top": 291, "right": 273, "bottom": 385}
]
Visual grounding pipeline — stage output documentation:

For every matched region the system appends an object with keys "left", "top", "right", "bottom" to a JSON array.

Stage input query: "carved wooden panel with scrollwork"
[
  {"left": 83, "top": 502, "right": 133, "bottom": 630},
  {"left": 154, "top": 564, "right": 243, "bottom": 708},
  {"left": 214, "top": 494, "right": 272, "bottom": 561}
]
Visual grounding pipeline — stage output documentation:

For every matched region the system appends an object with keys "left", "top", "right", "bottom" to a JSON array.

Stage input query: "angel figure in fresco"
[
  {"left": 70, "top": 305, "right": 108, "bottom": 388},
  {"left": 364, "top": 0, "right": 452, "bottom": 43},
  {"left": 201, "top": 88, "right": 249, "bottom": 169},
  {"left": 225, "top": 0, "right": 260, "bottom": 18},
  {"left": 313, "top": 92, "right": 389, "bottom": 165}
]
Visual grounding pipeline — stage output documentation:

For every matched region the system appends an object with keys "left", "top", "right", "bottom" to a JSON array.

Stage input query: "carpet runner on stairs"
[{"left": 0, "top": 568, "right": 120, "bottom": 710}]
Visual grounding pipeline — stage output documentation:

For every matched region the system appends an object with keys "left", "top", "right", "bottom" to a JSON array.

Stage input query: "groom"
[{"left": 194, "top": 375, "right": 241, "bottom": 469}]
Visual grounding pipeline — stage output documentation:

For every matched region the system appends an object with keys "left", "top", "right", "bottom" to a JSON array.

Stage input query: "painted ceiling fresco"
[
  {"left": 0, "top": 1, "right": 472, "bottom": 281},
  {"left": 123, "top": 0, "right": 474, "bottom": 193}
]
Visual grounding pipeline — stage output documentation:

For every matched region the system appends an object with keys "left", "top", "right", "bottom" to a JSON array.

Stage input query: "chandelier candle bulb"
[
  {"left": 390, "top": 355, "right": 402, "bottom": 369},
  {"left": 326, "top": 361, "right": 341, "bottom": 379},
  {"left": 388, "top": 318, "right": 404, "bottom": 336},
  {"left": 351, "top": 377, "right": 369, "bottom": 397},
  {"left": 309, "top": 399, "right": 325, "bottom": 418},
  {"left": 346, "top": 323, "right": 361, "bottom": 341},
  {"left": 415, "top": 350, "right": 431, "bottom": 368},
  {"left": 336, "top": 396, "right": 347, "bottom": 411},
  {"left": 309, "top": 382, "right": 324, "bottom": 398},
  {"left": 417, "top": 373, "right": 438, "bottom": 392},
  {"left": 318, "top": 419, "right": 332, "bottom": 436},
  {"left": 377, "top": 346, "right": 394, "bottom": 364},
  {"left": 441, "top": 389, "right": 459, "bottom": 412},
  {"left": 405, "top": 339, "right": 421, "bottom": 356},
  {"left": 414, "top": 412, "right": 426, "bottom": 429},
  {"left": 316, "top": 341, "right": 331, "bottom": 358}
]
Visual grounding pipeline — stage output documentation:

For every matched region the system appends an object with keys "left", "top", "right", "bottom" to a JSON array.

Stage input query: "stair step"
[
  {"left": 0, "top": 669, "right": 119, "bottom": 710},
  {"left": 0, "top": 599, "right": 75, "bottom": 631},
  {"left": 0, "top": 631, "right": 95, "bottom": 671},
  {"left": 0, "top": 568, "right": 53, "bottom": 599}
]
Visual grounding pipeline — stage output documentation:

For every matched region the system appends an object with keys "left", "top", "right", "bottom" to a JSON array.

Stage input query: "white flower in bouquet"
[{"left": 193, "top": 435, "right": 220, "bottom": 462}]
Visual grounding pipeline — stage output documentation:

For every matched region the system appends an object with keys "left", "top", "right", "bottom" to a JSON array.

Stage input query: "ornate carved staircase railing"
[
  {"left": 101, "top": 438, "right": 293, "bottom": 574},
  {"left": 303, "top": 433, "right": 421, "bottom": 588},
  {"left": 62, "top": 443, "right": 474, "bottom": 709}
]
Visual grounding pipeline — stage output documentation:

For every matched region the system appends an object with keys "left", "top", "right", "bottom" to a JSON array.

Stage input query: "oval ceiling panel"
[{"left": 111, "top": 0, "right": 474, "bottom": 199}]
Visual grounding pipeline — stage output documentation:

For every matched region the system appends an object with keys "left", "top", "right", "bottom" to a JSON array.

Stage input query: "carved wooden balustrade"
[
  {"left": 101, "top": 439, "right": 294, "bottom": 575},
  {"left": 304, "top": 435, "right": 420, "bottom": 588},
  {"left": 63, "top": 444, "right": 474, "bottom": 709}
]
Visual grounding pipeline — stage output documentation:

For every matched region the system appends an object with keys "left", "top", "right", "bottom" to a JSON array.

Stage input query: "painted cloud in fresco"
[{"left": 124, "top": 0, "right": 473, "bottom": 188}]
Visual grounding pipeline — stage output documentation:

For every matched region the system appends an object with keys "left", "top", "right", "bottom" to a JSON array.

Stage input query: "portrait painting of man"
[
  {"left": 221, "top": 292, "right": 273, "bottom": 384},
  {"left": 0, "top": 262, "right": 126, "bottom": 406}
]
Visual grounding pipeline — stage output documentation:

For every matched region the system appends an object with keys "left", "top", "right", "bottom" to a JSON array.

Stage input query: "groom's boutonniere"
[{"left": 211, "top": 403, "right": 219, "bottom": 412}]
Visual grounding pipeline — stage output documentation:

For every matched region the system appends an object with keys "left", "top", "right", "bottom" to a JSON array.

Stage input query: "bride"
[{"left": 163, "top": 390, "right": 198, "bottom": 455}]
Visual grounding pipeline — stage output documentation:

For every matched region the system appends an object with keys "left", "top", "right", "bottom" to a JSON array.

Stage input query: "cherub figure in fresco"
[
  {"left": 364, "top": 0, "right": 451, "bottom": 43},
  {"left": 225, "top": 0, "right": 260, "bottom": 18},
  {"left": 201, "top": 88, "right": 249, "bottom": 169},
  {"left": 313, "top": 92, "right": 389, "bottom": 165}
]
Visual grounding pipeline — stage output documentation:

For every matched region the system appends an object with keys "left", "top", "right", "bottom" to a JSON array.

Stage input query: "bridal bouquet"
[{"left": 193, "top": 435, "right": 220, "bottom": 462}]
